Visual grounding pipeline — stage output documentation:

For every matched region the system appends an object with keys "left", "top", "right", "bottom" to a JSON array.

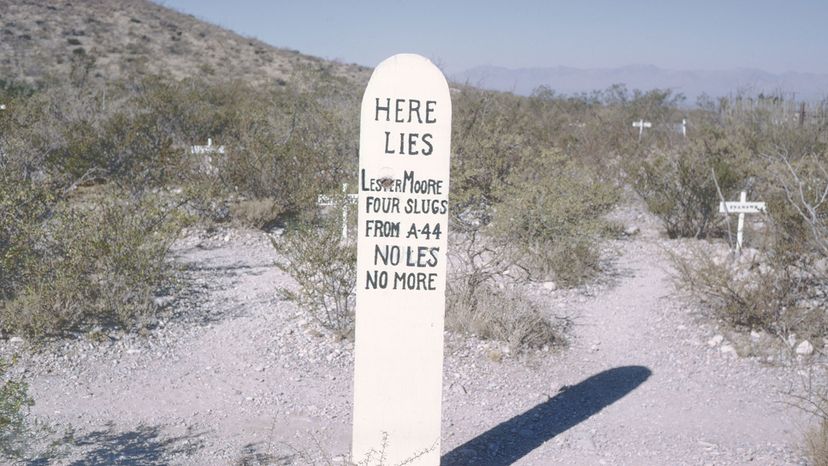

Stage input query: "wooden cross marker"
[
  {"left": 681, "top": 118, "right": 687, "bottom": 137},
  {"left": 719, "top": 191, "right": 766, "bottom": 252},
  {"left": 633, "top": 119, "right": 652, "bottom": 140},
  {"left": 189, "top": 138, "right": 225, "bottom": 155},
  {"left": 316, "top": 183, "right": 358, "bottom": 240}
]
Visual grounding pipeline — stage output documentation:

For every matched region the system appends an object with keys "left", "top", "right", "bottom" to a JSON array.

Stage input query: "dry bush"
[
  {"left": 447, "top": 283, "right": 566, "bottom": 352},
  {"left": 446, "top": 223, "right": 568, "bottom": 353},
  {"left": 229, "top": 198, "right": 285, "bottom": 230},
  {"left": 272, "top": 216, "right": 356, "bottom": 338},
  {"left": 671, "top": 244, "right": 827, "bottom": 338}
]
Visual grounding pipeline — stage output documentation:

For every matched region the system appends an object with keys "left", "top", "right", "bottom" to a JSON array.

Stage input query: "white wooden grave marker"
[
  {"left": 189, "top": 138, "right": 225, "bottom": 155},
  {"left": 719, "top": 191, "right": 766, "bottom": 252},
  {"left": 316, "top": 183, "right": 358, "bottom": 240},
  {"left": 352, "top": 54, "right": 451, "bottom": 465},
  {"left": 633, "top": 119, "right": 652, "bottom": 140},
  {"left": 681, "top": 118, "right": 687, "bottom": 138}
]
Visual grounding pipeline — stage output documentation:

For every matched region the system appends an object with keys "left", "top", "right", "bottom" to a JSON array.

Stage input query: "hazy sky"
[{"left": 156, "top": 0, "right": 828, "bottom": 74}]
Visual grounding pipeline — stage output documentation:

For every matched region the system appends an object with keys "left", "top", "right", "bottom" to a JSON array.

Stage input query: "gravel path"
[{"left": 1, "top": 211, "right": 819, "bottom": 465}]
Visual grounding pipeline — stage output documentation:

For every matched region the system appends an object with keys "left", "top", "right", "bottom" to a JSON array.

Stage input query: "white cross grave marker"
[
  {"left": 719, "top": 191, "right": 766, "bottom": 252},
  {"left": 189, "top": 137, "right": 225, "bottom": 155},
  {"left": 633, "top": 119, "right": 652, "bottom": 140},
  {"left": 681, "top": 118, "right": 687, "bottom": 138},
  {"left": 316, "top": 183, "right": 358, "bottom": 240},
  {"left": 352, "top": 54, "right": 452, "bottom": 465}
]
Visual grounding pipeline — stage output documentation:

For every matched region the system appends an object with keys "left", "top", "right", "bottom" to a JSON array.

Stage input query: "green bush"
[
  {"left": 0, "top": 357, "right": 34, "bottom": 460},
  {"left": 490, "top": 148, "right": 619, "bottom": 284},
  {"left": 0, "top": 190, "right": 182, "bottom": 337},
  {"left": 628, "top": 125, "right": 749, "bottom": 238}
]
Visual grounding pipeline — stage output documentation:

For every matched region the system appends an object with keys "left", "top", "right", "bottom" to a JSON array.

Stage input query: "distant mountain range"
[{"left": 451, "top": 64, "right": 828, "bottom": 102}]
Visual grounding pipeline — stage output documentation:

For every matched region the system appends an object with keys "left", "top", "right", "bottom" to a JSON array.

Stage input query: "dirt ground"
[{"left": 2, "top": 202, "right": 819, "bottom": 465}]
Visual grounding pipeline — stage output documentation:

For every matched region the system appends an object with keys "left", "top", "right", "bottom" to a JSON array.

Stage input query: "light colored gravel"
[{"left": 0, "top": 204, "right": 820, "bottom": 465}]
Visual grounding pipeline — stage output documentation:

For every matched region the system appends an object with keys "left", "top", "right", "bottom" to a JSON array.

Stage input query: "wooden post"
[{"left": 352, "top": 54, "right": 452, "bottom": 465}]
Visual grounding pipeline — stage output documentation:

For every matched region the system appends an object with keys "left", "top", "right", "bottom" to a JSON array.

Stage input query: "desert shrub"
[
  {"left": 219, "top": 86, "right": 358, "bottom": 215},
  {"left": 447, "top": 283, "right": 565, "bottom": 352},
  {"left": 0, "top": 177, "right": 55, "bottom": 303},
  {"left": 0, "top": 356, "right": 34, "bottom": 459},
  {"left": 446, "top": 222, "right": 568, "bottom": 353},
  {"left": 0, "top": 191, "right": 182, "bottom": 337},
  {"left": 229, "top": 198, "right": 285, "bottom": 230},
  {"left": 490, "top": 148, "right": 619, "bottom": 285},
  {"left": 272, "top": 216, "right": 356, "bottom": 338},
  {"left": 671, "top": 244, "right": 827, "bottom": 337},
  {"left": 628, "top": 125, "right": 749, "bottom": 238}
]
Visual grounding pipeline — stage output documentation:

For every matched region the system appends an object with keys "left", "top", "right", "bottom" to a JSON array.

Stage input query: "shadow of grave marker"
[{"left": 442, "top": 365, "right": 652, "bottom": 466}]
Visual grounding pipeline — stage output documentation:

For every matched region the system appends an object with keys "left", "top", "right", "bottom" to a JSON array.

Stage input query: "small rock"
[
  {"left": 542, "top": 281, "right": 557, "bottom": 291},
  {"left": 153, "top": 296, "right": 174, "bottom": 308},
  {"left": 750, "top": 330, "right": 762, "bottom": 342},
  {"left": 707, "top": 335, "right": 724, "bottom": 347},
  {"left": 787, "top": 333, "right": 798, "bottom": 347},
  {"left": 720, "top": 344, "right": 737, "bottom": 356},
  {"left": 796, "top": 340, "right": 814, "bottom": 356},
  {"left": 9, "top": 336, "right": 24, "bottom": 344},
  {"left": 624, "top": 225, "right": 640, "bottom": 236}
]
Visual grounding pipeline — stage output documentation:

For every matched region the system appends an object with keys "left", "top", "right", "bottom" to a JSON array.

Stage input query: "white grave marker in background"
[
  {"left": 633, "top": 119, "right": 652, "bottom": 140},
  {"left": 190, "top": 137, "right": 225, "bottom": 155},
  {"left": 352, "top": 54, "right": 451, "bottom": 465},
  {"left": 0, "top": 104, "right": 6, "bottom": 110},
  {"left": 719, "top": 191, "right": 766, "bottom": 252},
  {"left": 316, "top": 183, "right": 358, "bottom": 240}
]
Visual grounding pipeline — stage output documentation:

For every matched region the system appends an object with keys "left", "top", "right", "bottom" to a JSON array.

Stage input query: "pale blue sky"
[{"left": 156, "top": 0, "right": 828, "bottom": 74}]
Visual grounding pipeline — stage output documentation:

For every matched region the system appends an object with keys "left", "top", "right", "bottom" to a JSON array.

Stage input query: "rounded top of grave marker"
[{"left": 363, "top": 53, "right": 449, "bottom": 103}]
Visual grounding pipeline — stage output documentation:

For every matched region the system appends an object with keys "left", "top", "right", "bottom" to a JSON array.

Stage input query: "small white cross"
[
  {"left": 190, "top": 138, "right": 225, "bottom": 155},
  {"left": 719, "top": 191, "right": 766, "bottom": 252},
  {"left": 317, "top": 183, "right": 358, "bottom": 240},
  {"left": 632, "top": 119, "right": 652, "bottom": 140},
  {"left": 681, "top": 118, "right": 687, "bottom": 138}
]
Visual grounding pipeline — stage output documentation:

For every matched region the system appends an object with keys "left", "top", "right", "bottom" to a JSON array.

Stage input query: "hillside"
[{"left": 0, "top": 0, "right": 370, "bottom": 86}]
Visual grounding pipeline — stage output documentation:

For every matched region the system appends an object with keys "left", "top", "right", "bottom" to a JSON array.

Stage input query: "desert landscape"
[{"left": 1, "top": 1, "right": 827, "bottom": 465}]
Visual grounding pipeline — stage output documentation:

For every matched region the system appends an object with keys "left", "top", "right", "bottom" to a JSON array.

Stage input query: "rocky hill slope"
[{"left": 0, "top": 0, "right": 370, "bottom": 86}]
